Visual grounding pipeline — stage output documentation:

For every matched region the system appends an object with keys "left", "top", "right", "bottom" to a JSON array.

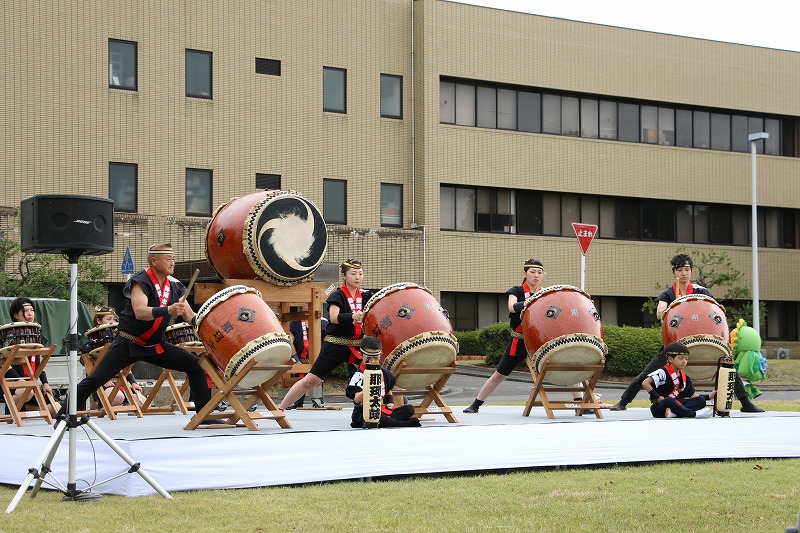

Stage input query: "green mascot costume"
[{"left": 729, "top": 319, "right": 768, "bottom": 399}]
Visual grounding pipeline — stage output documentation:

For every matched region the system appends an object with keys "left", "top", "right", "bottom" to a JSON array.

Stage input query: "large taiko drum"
[
  {"left": 0, "top": 322, "right": 44, "bottom": 355},
  {"left": 195, "top": 285, "right": 292, "bottom": 388},
  {"left": 363, "top": 282, "right": 459, "bottom": 389},
  {"left": 205, "top": 190, "right": 328, "bottom": 285},
  {"left": 661, "top": 294, "right": 731, "bottom": 380},
  {"left": 522, "top": 285, "right": 607, "bottom": 386},
  {"left": 165, "top": 322, "right": 202, "bottom": 347},
  {"left": 85, "top": 323, "right": 117, "bottom": 356}
]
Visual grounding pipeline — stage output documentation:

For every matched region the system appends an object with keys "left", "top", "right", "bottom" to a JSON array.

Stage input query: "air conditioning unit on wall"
[{"left": 775, "top": 348, "right": 791, "bottom": 359}]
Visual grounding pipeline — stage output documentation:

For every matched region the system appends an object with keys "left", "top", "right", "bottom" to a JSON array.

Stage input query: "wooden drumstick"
[{"left": 179, "top": 268, "right": 201, "bottom": 303}]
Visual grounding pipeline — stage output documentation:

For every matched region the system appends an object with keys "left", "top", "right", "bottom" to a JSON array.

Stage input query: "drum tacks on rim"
[
  {"left": 0, "top": 322, "right": 44, "bottom": 355},
  {"left": 522, "top": 285, "right": 607, "bottom": 386},
  {"left": 363, "top": 282, "right": 459, "bottom": 389},
  {"left": 205, "top": 190, "right": 327, "bottom": 285},
  {"left": 195, "top": 285, "right": 292, "bottom": 388}
]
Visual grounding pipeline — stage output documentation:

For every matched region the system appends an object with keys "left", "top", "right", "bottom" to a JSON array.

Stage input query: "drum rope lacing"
[
  {"left": 229, "top": 336, "right": 293, "bottom": 376},
  {"left": 384, "top": 333, "right": 459, "bottom": 371}
]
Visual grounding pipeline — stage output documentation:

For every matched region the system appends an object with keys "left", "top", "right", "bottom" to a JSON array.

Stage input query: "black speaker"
[{"left": 20, "top": 195, "right": 114, "bottom": 255}]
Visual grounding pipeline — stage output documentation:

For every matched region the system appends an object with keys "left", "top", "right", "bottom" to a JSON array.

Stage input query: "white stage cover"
[{"left": 1, "top": 407, "right": 798, "bottom": 497}]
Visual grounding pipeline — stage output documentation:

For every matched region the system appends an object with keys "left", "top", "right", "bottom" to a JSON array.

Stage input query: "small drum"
[
  {"left": 363, "top": 282, "right": 459, "bottom": 389},
  {"left": 195, "top": 285, "right": 292, "bottom": 388},
  {"left": 661, "top": 294, "right": 731, "bottom": 380},
  {"left": 165, "top": 322, "right": 202, "bottom": 347},
  {"left": 522, "top": 285, "right": 607, "bottom": 386},
  {"left": 84, "top": 323, "right": 117, "bottom": 356},
  {"left": 0, "top": 322, "right": 44, "bottom": 354},
  {"left": 205, "top": 190, "right": 328, "bottom": 285}
]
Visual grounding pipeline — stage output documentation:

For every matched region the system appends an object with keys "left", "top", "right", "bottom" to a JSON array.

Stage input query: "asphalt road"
[{"left": 446, "top": 365, "right": 800, "bottom": 406}]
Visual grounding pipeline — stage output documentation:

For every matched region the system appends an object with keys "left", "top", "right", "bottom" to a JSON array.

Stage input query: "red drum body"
[
  {"left": 363, "top": 283, "right": 459, "bottom": 389},
  {"left": 165, "top": 322, "right": 202, "bottom": 346},
  {"left": 522, "top": 285, "right": 607, "bottom": 385},
  {"left": 85, "top": 323, "right": 117, "bottom": 355},
  {"left": 196, "top": 285, "right": 292, "bottom": 388},
  {"left": 205, "top": 190, "right": 328, "bottom": 285},
  {"left": 0, "top": 322, "right": 43, "bottom": 355},
  {"left": 661, "top": 294, "right": 730, "bottom": 380}
]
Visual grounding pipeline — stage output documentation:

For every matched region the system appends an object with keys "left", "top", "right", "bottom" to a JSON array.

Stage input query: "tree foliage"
[{"left": 0, "top": 239, "right": 108, "bottom": 306}]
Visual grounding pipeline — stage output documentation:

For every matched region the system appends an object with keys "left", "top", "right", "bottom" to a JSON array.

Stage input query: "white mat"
[{"left": 1, "top": 407, "right": 798, "bottom": 496}]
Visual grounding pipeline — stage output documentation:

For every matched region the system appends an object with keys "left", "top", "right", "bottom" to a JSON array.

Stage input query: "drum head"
[
  {"left": 245, "top": 191, "right": 328, "bottom": 285},
  {"left": 531, "top": 333, "right": 607, "bottom": 386},
  {"left": 221, "top": 333, "right": 293, "bottom": 388},
  {"left": 0, "top": 321, "right": 41, "bottom": 332},
  {"left": 383, "top": 331, "right": 459, "bottom": 389},
  {"left": 679, "top": 334, "right": 731, "bottom": 381}
]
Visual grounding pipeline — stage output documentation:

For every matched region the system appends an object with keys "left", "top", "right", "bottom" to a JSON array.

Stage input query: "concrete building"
[{"left": 2, "top": 0, "right": 799, "bottom": 347}]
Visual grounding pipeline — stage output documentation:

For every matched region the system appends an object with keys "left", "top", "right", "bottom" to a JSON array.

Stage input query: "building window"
[
  {"left": 109, "top": 39, "right": 137, "bottom": 90},
  {"left": 476, "top": 86, "right": 497, "bottom": 128},
  {"left": 323, "top": 67, "right": 346, "bottom": 113},
  {"left": 256, "top": 58, "right": 281, "bottom": 76},
  {"left": 380, "top": 74, "right": 402, "bottom": 118},
  {"left": 380, "top": 184, "right": 403, "bottom": 227},
  {"left": 440, "top": 186, "right": 475, "bottom": 231},
  {"left": 185, "top": 168, "right": 212, "bottom": 216},
  {"left": 323, "top": 179, "right": 346, "bottom": 224},
  {"left": 186, "top": 49, "right": 212, "bottom": 99},
  {"left": 109, "top": 163, "right": 137, "bottom": 212},
  {"left": 617, "top": 103, "right": 640, "bottom": 142},
  {"left": 256, "top": 173, "right": 281, "bottom": 190}
]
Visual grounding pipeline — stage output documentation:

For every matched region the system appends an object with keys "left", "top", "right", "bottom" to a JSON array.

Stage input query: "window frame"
[
  {"left": 380, "top": 183, "right": 403, "bottom": 227},
  {"left": 323, "top": 67, "right": 347, "bottom": 113},
  {"left": 380, "top": 74, "right": 403, "bottom": 119},
  {"left": 108, "top": 39, "right": 137, "bottom": 91},
  {"left": 186, "top": 49, "right": 213, "bottom": 99},
  {"left": 185, "top": 168, "right": 213, "bottom": 217},
  {"left": 109, "top": 162, "right": 138, "bottom": 213},
  {"left": 323, "top": 178, "right": 347, "bottom": 224}
]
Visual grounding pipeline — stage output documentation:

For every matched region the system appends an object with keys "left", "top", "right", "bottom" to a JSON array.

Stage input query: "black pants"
[
  {"left": 619, "top": 348, "right": 749, "bottom": 405},
  {"left": 66, "top": 339, "right": 211, "bottom": 414}
]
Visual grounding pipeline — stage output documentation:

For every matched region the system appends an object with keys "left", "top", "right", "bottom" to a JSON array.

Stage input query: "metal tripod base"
[{"left": 6, "top": 415, "right": 172, "bottom": 513}]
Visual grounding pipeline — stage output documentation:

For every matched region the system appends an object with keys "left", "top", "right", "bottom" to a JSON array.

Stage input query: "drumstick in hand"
[{"left": 179, "top": 268, "right": 201, "bottom": 303}]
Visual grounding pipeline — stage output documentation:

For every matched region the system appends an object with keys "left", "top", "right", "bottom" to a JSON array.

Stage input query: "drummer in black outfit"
[
  {"left": 463, "top": 259, "right": 545, "bottom": 413},
  {"left": 59, "top": 243, "right": 212, "bottom": 420},
  {"left": 610, "top": 254, "right": 764, "bottom": 413},
  {"left": 278, "top": 259, "right": 371, "bottom": 411}
]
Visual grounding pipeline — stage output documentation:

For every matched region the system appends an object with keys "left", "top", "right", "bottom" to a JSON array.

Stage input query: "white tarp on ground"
[{"left": 1, "top": 407, "right": 798, "bottom": 497}]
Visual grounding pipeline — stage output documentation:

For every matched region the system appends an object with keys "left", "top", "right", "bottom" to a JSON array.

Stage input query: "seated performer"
[
  {"left": 3, "top": 297, "right": 62, "bottom": 416},
  {"left": 642, "top": 341, "right": 713, "bottom": 418},
  {"left": 278, "top": 259, "right": 371, "bottom": 410},
  {"left": 59, "top": 243, "right": 212, "bottom": 421},
  {"left": 346, "top": 336, "right": 420, "bottom": 428},
  {"left": 79, "top": 305, "right": 143, "bottom": 407},
  {"left": 611, "top": 254, "right": 763, "bottom": 413}
]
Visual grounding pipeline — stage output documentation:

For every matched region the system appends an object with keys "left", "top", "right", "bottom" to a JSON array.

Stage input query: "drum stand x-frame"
[
  {"left": 184, "top": 355, "right": 293, "bottom": 431},
  {"left": 389, "top": 360, "right": 459, "bottom": 423},
  {"left": 522, "top": 359, "right": 606, "bottom": 419}
]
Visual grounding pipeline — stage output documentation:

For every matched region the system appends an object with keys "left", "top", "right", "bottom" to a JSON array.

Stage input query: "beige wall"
[{"left": 1, "top": 0, "right": 798, "bottom": 326}]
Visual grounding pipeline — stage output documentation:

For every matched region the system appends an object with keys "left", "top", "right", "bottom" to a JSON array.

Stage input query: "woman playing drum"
[
  {"left": 463, "top": 259, "right": 546, "bottom": 413},
  {"left": 610, "top": 254, "right": 764, "bottom": 413},
  {"left": 278, "top": 259, "right": 372, "bottom": 411}
]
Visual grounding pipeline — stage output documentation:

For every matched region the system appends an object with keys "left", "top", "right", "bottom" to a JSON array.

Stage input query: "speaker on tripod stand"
[{"left": 7, "top": 194, "right": 170, "bottom": 512}]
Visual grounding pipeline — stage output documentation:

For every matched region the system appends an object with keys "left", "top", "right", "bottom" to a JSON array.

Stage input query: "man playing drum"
[
  {"left": 611, "top": 254, "right": 764, "bottom": 413},
  {"left": 278, "top": 259, "right": 371, "bottom": 411},
  {"left": 60, "top": 244, "right": 213, "bottom": 421}
]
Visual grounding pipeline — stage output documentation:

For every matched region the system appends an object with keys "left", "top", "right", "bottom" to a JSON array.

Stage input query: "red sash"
[
  {"left": 23, "top": 356, "right": 36, "bottom": 377},
  {"left": 664, "top": 362, "right": 687, "bottom": 403},
  {"left": 511, "top": 282, "right": 533, "bottom": 356},
  {"left": 136, "top": 268, "right": 172, "bottom": 354},
  {"left": 673, "top": 282, "right": 694, "bottom": 298},
  {"left": 300, "top": 321, "right": 309, "bottom": 358},
  {"left": 341, "top": 285, "right": 363, "bottom": 364}
]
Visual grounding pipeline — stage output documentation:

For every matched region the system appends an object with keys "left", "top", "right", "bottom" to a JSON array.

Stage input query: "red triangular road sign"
[{"left": 572, "top": 223, "right": 598, "bottom": 256}]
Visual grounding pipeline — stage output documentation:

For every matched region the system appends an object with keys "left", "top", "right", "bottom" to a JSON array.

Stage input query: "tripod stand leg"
[
  {"left": 6, "top": 420, "right": 68, "bottom": 513},
  {"left": 83, "top": 418, "right": 172, "bottom": 499}
]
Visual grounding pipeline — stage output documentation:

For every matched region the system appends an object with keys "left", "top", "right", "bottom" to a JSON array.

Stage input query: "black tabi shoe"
[
  {"left": 463, "top": 405, "right": 479, "bottom": 414},
  {"left": 609, "top": 402, "right": 627, "bottom": 411},
  {"left": 740, "top": 402, "right": 765, "bottom": 413}
]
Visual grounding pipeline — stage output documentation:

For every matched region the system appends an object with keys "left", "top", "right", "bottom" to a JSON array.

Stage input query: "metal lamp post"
[{"left": 748, "top": 131, "right": 769, "bottom": 335}]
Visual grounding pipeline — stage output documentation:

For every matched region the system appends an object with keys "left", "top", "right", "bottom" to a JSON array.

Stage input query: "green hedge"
[
  {"left": 479, "top": 322, "right": 512, "bottom": 367},
  {"left": 453, "top": 329, "right": 484, "bottom": 356},
  {"left": 603, "top": 324, "right": 662, "bottom": 375}
]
